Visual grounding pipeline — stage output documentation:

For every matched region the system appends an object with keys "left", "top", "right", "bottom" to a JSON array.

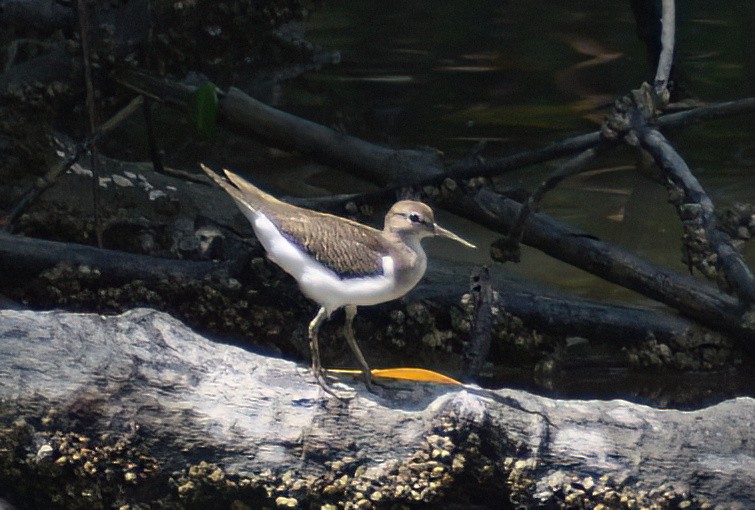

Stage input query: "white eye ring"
[{"left": 408, "top": 213, "right": 422, "bottom": 224}]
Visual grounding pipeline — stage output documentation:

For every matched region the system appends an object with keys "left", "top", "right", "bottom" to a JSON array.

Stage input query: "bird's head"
[{"left": 385, "top": 201, "right": 475, "bottom": 248}]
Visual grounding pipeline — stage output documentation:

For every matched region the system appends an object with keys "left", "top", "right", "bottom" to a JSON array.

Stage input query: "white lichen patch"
[
  {"left": 111, "top": 174, "right": 134, "bottom": 187},
  {"left": 136, "top": 174, "right": 154, "bottom": 191},
  {"left": 70, "top": 163, "right": 93, "bottom": 177}
]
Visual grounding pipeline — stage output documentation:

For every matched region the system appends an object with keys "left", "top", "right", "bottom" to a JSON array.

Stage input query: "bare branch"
[
  {"left": 76, "top": 0, "right": 102, "bottom": 247},
  {"left": 444, "top": 188, "right": 753, "bottom": 347},
  {"left": 654, "top": 0, "right": 676, "bottom": 97},
  {"left": 638, "top": 127, "right": 755, "bottom": 305},
  {"left": 4, "top": 96, "right": 144, "bottom": 232},
  {"left": 495, "top": 145, "right": 612, "bottom": 263},
  {"left": 657, "top": 97, "right": 755, "bottom": 126}
]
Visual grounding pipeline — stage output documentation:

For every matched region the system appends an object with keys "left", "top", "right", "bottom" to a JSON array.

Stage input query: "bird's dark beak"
[{"left": 434, "top": 224, "right": 476, "bottom": 248}]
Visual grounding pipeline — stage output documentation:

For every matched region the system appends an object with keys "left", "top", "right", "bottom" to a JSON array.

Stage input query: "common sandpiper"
[{"left": 200, "top": 164, "right": 475, "bottom": 395}]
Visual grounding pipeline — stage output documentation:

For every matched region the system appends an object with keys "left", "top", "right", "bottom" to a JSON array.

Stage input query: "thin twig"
[
  {"left": 76, "top": 0, "right": 102, "bottom": 247},
  {"left": 98, "top": 95, "right": 144, "bottom": 133},
  {"left": 4, "top": 96, "right": 144, "bottom": 232},
  {"left": 444, "top": 131, "right": 603, "bottom": 183},
  {"left": 443, "top": 96, "right": 755, "bottom": 185},
  {"left": 657, "top": 97, "right": 755, "bottom": 127},
  {"left": 142, "top": 98, "right": 166, "bottom": 175},
  {"left": 505, "top": 145, "right": 610, "bottom": 248}
]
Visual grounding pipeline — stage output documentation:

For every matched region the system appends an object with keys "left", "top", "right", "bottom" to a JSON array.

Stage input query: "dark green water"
[{"left": 275, "top": 0, "right": 754, "bottom": 307}]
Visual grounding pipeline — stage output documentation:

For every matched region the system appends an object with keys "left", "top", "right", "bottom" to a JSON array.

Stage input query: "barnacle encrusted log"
[
  {"left": 108, "top": 72, "right": 754, "bottom": 349},
  {"left": 0, "top": 0, "right": 312, "bottom": 195},
  {"left": 0, "top": 309, "right": 752, "bottom": 509}
]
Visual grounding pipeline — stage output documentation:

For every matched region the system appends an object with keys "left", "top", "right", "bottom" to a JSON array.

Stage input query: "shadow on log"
[{"left": 0, "top": 308, "right": 752, "bottom": 509}]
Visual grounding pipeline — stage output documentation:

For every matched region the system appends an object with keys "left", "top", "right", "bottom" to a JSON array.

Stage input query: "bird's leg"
[
  {"left": 343, "top": 305, "right": 374, "bottom": 392},
  {"left": 308, "top": 307, "right": 338, "bottom": 396}
]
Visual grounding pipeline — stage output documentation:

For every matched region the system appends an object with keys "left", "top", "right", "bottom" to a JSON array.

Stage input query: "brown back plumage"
[
  {"left": 200, "top": 164, "right": 389, "bottom": 277},
  {"left": 274, "top": 214, "right": 389, "bottom": 277}
]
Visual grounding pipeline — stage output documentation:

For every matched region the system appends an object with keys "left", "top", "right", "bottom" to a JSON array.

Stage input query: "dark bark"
[
  {"left": 0, "top": 231, "right": 229, "bottom": 285},
  {"left": 114, "top": 70, "right": 445, "bottom": 186},
  {"left": 72, "top": 71, "right": 755, "bottom": 350},
  {"left": 452, "top": 188, "right": 753, "bottom": 346},
  {"left": 0, "top": 226, "right": 731, "bottom": 353},
  {"left": 463, "top": 267, "right": 494, "bottom": 379},
  {"left": 639, "top": 127, "right": 755, "bottom": 304},
  {"left": 221, "top": 87, "right": 445, "bottom": 186}
]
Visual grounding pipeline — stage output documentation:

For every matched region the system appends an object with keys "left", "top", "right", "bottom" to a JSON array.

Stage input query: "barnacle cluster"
[
  {"left": 625, "top": 330, "right": 736, "bottom": 371},
  {"left": 533, "top": 471, "right": 711, "bottom": 510},
  {"left": 720, "top": 202, "right": 755, "bottom": 244},
  {"left": 169, "top": 403, "right": 501, "bottom": 509},
  {"left": 0, "top": 419, "right": 159, "bottom": 509}
]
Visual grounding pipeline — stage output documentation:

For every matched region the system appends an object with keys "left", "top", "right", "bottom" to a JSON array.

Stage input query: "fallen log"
[
  {"left": 0, "top": 230, "right": 726, "bottom": 355},
  {"left": 0, "top": 308, "right": 751, "bottom": 509},
  {"left": 111, "top": 71, "right": 754, "bottom": 348},
  {"left": 454, "top": 188, "right": 754, "bottom": 345},
  {"left": 0, "top": 230, "right": 227, "bottom": 285}
]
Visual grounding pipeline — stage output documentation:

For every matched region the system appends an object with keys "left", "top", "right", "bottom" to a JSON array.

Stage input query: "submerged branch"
[
  {"left": 111, "top": 70, "right": 755, "bottom": 348},
  {"left": 493, "top": 144, "right": 612, "bottom": 263},
  {"left": 444, "top": 188, "right": 752, "bottom": 347},
  {"left": 0, "top": 228, "right": 731, "bottom": 357},
  {"left": 639, "top": 127, "right": 755, "bottom": 305}
]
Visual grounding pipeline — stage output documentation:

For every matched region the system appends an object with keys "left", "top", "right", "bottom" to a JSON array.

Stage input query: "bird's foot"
[
  {"left": 314, "top": 368, "right": 354, "bottom": 401},
  {"left": 356, "top": 369, "right": 396, "bottom": 397},
  {"left": 363, "top": 380, "right": 387, "bottom": 398}
]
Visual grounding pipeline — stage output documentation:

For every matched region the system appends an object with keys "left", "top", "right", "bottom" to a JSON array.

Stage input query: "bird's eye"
[{"left": 408, "top": 213, "right": 422, "bottom": 224}]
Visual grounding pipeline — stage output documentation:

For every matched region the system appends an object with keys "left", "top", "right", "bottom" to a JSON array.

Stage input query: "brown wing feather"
[
  {"left": 273, "top": 213, "right": 388, "bottom": 277},
  {"left": 200, "top": 164, "right": 387, "bottom": 276}
]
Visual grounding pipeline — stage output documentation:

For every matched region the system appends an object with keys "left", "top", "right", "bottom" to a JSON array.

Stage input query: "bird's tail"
[{"left": 199, "top": 163, "right": 284, "bottom": 213}]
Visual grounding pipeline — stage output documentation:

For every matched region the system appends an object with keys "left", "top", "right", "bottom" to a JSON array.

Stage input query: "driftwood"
[
  {"left": 0, "top": 141, "right": 720, "bottom": 357},
  {"left": 638, "top": 127, "right": 755, "bottom": 303},
  {"left": 2, "top": 0, "right": 752, "bottom": 357},
  {"left": 0, "top": 230, "right": 227, "bottom": 285},
  {"left": 2, "top": 5, "right": 751, "bottom": 508},
  {"left": 0, "top": 308, "right": 752, "bottom": 509},
  {"left": 0, "top": 145, "right": 743, "bottom": 378},
  {"left": 458, "top": 189, "right": 751, "bottom": 343},
  {"left": 1, "top": 0, "right": 752, "bottom": 351},
  {"left": 111, "top": 71, "right": 755, "bottom": 350},
  {"left": 0, "top": 224, "right": 726, "bottom": 354}
]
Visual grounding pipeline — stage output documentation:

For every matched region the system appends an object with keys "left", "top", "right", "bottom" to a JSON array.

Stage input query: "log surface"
[{"left": 0, "top": 309, "right": 752, "bottom": 508}]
